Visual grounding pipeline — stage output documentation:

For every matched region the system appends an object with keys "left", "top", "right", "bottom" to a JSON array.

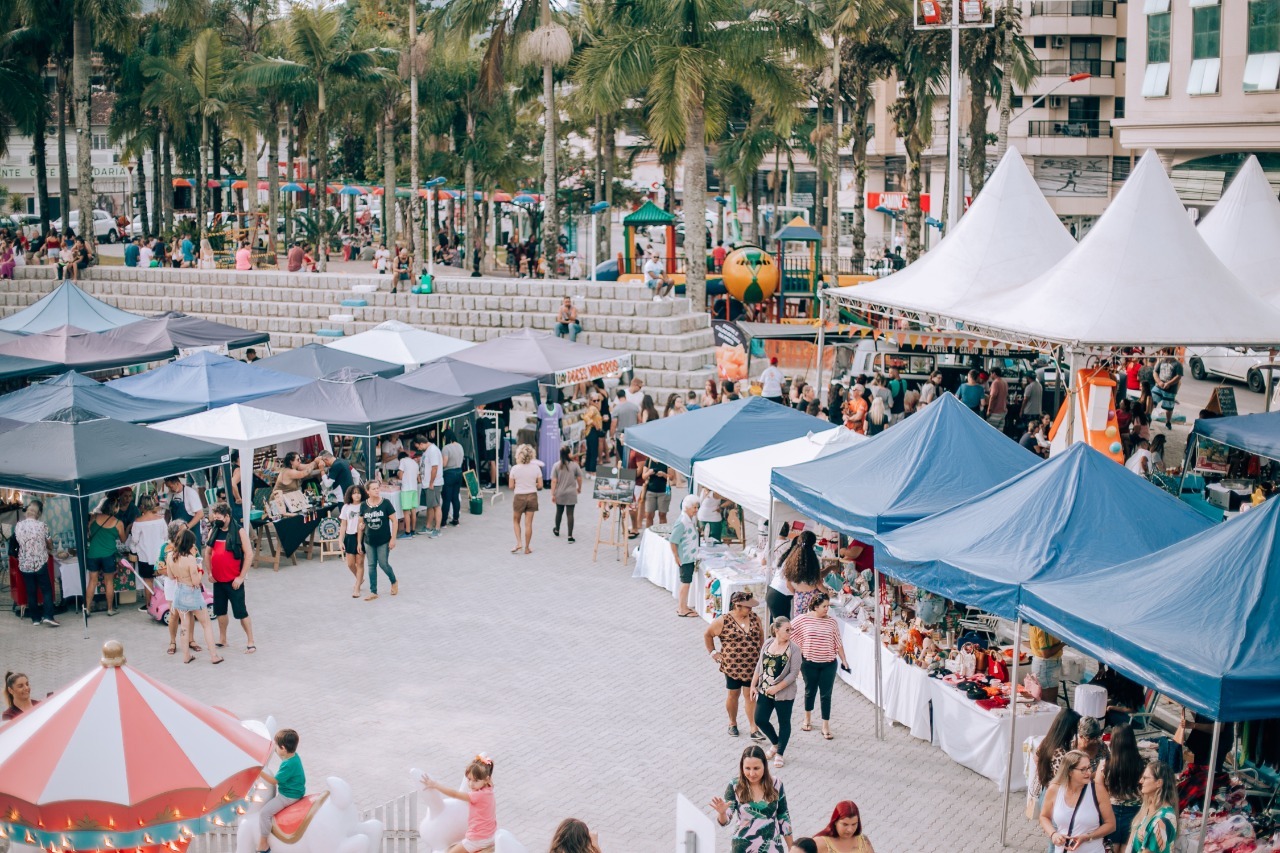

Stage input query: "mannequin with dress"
[{"left": 537, "top": 390, "right": 563, "bottom": 486}]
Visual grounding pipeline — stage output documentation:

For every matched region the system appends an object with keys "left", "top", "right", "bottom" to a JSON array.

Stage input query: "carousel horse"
[{"left": 411, "top": 768, "right": 527, "bottom": 853}]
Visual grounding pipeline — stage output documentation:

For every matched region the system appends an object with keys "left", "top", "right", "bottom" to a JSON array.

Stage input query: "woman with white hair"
[{"left": 669, "top": 494, "right": 701, "bottom": 617}]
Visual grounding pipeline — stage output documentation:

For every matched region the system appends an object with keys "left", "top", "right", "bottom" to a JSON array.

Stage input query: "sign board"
[
  {"left": 790, "top": 192, "right": 815, "bottom": 209},
  {"left": 674, "top": 793, "right": 716, "bottom": 853},
  {"left": 711, "top": 320, "right": 748, "bottom": 382},
  {"left": 1194, "top": 436, "right": 1231, "bottom": 474},
  {"left": 592, "top": 467, "right": 637, "bottom": 503},
  {"left": 553, "top": 353, "right": 631, "bottom": 388},
  {"left": 866, "top": 192, "right": 931, "bottom": 213},
  {"left": 0, "top": 164, "right": 131, "bottom": 180},
  {"left": 1033, "top": 157, "right": 1110, "bottom": 198},
  {"left": 1205, "top": 386, "right": 1238, "bottom": 418}
]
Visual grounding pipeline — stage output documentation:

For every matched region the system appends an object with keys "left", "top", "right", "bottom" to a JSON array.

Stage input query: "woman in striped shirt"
[{"left": 789, "top": 593, "right": 849, "bottom": 741}]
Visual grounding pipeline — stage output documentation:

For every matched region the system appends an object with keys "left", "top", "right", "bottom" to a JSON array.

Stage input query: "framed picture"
[{"left": 592, "top": 468, "right": 637, "bottom": 504}]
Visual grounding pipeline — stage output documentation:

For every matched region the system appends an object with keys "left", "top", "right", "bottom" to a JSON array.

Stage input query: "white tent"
[
  {"left": 692, "top": 427, "right": 864, "bottom": 520},
  {"left": 150, "top": 404, "right": 331, "bottom": 540},
  {"left": 326, "top": 320, "right": 473, "bottom": 369},
  {"left": 952, "top": 150, "right": 1280, "bottom": 348},
  {"left": 1198, "top": 156, "right": 1280, "bottom": 301},
  {"left": 829, "top": 150, "right": 1075, "bottom": 320}
]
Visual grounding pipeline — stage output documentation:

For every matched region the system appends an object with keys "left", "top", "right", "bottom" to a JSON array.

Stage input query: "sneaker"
[
  {"left": 653, "top": 295, "right": 663, "bottom": 302},
  {"left": 750, "top": 730, "right": 766, "bottom": 742},
  {"left": 401, "top": 530, "right": 416, "bottom": 538},
  {"left": 728, "top": 725, "right": 739, "bottom": 737},
  {"left": 427, "top": 529, "right": 441, "bottom": 538},
  {"left": 42, "top": 618, "right": 60, "bottom": 628},
  {"left": 138, "top": 603, "right": 149, "bottom": 611},
  {"left": 30, "top": 621, "right": 41, "bottom": 627},
  {"left": 448, "top": 520, "right": 459, "bottom": 527}
]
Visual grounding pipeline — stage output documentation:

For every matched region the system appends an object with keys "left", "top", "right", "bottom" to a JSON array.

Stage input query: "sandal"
[
  {"left": 510, "top": 547, "right": 522, "bottom": 554},
  {"left": 801, "top": 722, "right": 813, "bottom": 732},
  {"left": 167, "top": 643, "right": 177, "bottom": 656},
  {"left": 823, "top": 730, "right": 834, "bottom": 740},
  {"left": 245, "top": 646, "right": 257, "bottom": 654},
  {"left": 676, "top": 611, "right": 698, "bottom": 618},
  {"left": 211, "top": 656, "right": 225, "bottom": 665},
  {"left": 188, "top": 643, "right": 202, "bottom": 653}
]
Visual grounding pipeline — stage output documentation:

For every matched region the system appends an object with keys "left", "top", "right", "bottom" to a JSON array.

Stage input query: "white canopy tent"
[
  {"left": 950, "top": 150, "right": 1280, "bottom": 349},
  {"left": 692, "top": 428, "right": 864, "bottom": 520},
  {"left": 828, "top": 150, "right": 1076, "bottom": 322},
  {"left": 150, "top": 404, "right": 332, "bottom": 540},
  {"left": 326, "top": 320, "right": 474, "bottom": 369},
  {"left": 1197, "top": 155, "right": 1280, "bottom": 301}
]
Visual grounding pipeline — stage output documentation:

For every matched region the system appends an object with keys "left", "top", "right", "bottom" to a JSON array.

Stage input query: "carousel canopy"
[
  {"left": 877, "top": 443, "right": 1214, "bottom": 620},
  {"left": 0, "top": 642, "right": 271, "bottom": 850},
  {"left": 0, "top": 371, "right": 203, "bottom": 424},
  {"left": 101, "top": 311, "right": 269, "bottom": 352},
  {"left": 623, "top": 396, "right": 836, "bottom": 476},
  {"left": 769, "top": 393, "right": 1038, "bottom": 538},
  {"left": 108, "top": 351, "right": 310, "bottom": 410},
  {"left": 254, "top": 342, "right": 405, "bottom": 379},
  {"left": 449, "top": 329, "right": 631, "bottom": 386},
  {"left": 0, "top": 282, "right": 145, "bottom": 334},
  {"left": 395, "top": 357, "right": 540, "bottom": 406},
  {"left": 1197, "top": 156, "right": 1280, "bottom": 300},
  {"left": 325, "top": 320, "right": 473, "bottom": 368},
  {"left": 1021, "top": 495, "right": 1280, "bottom": 721},
  {"left": 0, "top": 325, "right": 175, "bottom": 373}
]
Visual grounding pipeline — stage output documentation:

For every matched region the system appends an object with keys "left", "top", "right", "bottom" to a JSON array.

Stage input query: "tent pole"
[
  {"left": 873, "top": 566, "right": 883, "bottom": 740},
  {"left": 231, "top": 454, "right": 251, "bottom": 546},
  {"left": 1196, "top": 722, "right": 1222, "bottom": 853},
  {"left": 815, "top": 290, "right": 828, "bottom": 392},
  {"left": 1000, "top": 617, "right": 1024, "bottom": 847},
  {"left": 1177, "top": 433, "right": 1197, "bottom": 496},
  {"left": 1063, "top": 348, "right": 1080, "bottom": 446},
  {"left": 72, "top": 495, "right": 90, "bottom": 639}
]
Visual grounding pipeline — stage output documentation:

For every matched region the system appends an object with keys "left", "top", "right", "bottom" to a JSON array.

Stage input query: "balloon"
[
  {"left": 722, "top": 246, "right": 780, "bottom": 304},
  {"left": 1105, "top": 425, "right": 1118, "bottom": 438},
  {"left": 1109, "top": 442, "right": 1123, "bottom": 454}
]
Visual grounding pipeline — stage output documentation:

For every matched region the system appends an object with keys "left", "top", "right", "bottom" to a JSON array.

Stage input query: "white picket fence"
[{"left": 187, "top": 791, "right": 419, "bottom": 853}]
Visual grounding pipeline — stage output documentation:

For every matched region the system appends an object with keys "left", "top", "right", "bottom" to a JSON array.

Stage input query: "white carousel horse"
[{"left": 410, "top": 768, "right": 527, "bottom": 853}]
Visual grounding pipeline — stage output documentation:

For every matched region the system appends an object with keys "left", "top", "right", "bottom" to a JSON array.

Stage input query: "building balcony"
[
  {"left": 1036, "top": 59, "right": 1116, "bottom": 78},
  {"left": 1027, "top": 119, "right": 1113, "bottom": 138},
  {"left": 1029, "top": 0, "right": 1116, "bottom": 17}
]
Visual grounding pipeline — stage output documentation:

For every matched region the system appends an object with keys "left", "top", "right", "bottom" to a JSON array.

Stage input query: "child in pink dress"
[{"left": 423, "top": 754, "right": 497, "bottom": 853}]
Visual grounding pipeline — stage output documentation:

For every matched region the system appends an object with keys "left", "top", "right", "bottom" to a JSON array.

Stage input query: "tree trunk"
[
  {"left": 284, "top": 107, "right": 295, "bottom": 246},
  {"left": 33, "top": 104, "right": 51, "bottom": 239},
  {"left": 383, "top": 110, "right": 396, "bottom": 252},
  {"left": 197, "top": 116, "right": 208, "bottom": 244},
  {"left": 135, "top": 152, "right": 150, "bottom": 241},
  {"left": 151, "top": 130, "right": 163, "bottom": 235},
  {"left": 464, "top": 111, "right": 476, "bottom": 276},
  {"left": 267, "top": 106, "right": 279, "bottom": 257},
  {"left": 242, "top": 123, "right": 258, "bottom": 248},
  {"left": 968, "top": 73, "right": 989, "bottom": 198},
  {"left": 995, "top": 7, "right": 1017, "bottom": 162},
  {"left": 830, "top": 34, "right": 842, "bottom": 260},
  {"left": 603, "top": 113, "right": 615, "bottom": 259},
  {"left": 212, "top": 125, "right": 223, "bottom": 216},
  {"left": 593, "top": 114, "right": 604, "bottom": 266},
  {"left": 73, "top": 14, "right": 94, "bottom": 247},
  {"left": 541, "top": 60, "right": 559, "bottom": 276},
  {"left": 57, "top": 72, "right": 70, "bottom": 230},
  {"left": 683, "top": 95, "right": 708, "bottom": 308},
  {"left": 316, "top": 83, "right": 327, "bottom": 272},
  {"left": 408, "top": 0, "right": 421, "bottom": 275},
  {"left": 904, "top": 140, "right": 924, "bottom": 262},
  {"left": 849, "top": 77, "right": 871, "bottom": 266}
]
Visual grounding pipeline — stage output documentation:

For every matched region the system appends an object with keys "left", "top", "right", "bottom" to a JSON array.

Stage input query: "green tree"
[{"left": 889, "top": 21, "right": 946, "bottom": 262}]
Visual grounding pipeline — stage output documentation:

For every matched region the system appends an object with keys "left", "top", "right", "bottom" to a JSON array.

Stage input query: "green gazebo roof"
[
  {"left": 623, "top": 200, "right": 677, "bottom": 226},
  {"left": 772, "top": 216, "right": 822, "bottom": 243}
]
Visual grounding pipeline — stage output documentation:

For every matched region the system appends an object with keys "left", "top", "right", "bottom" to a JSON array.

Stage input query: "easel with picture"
[{"left": 593, "top": 500, "right": 634, "bottom": 564}]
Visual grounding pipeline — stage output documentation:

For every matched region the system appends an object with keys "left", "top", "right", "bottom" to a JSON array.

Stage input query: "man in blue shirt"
[
  {"left": 123, "top": 237, "right": 140, "bottom": 267},
  {"left": 956, "top": 369, "right": 986, "bottom": 413},
  {"left": 180, "top": 235, "right": 195, "bottom": 267}
]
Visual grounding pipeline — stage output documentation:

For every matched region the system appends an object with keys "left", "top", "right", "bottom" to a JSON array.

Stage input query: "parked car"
[
  {"left": 52, "top": 209, "right": 119, "bottom": 243},
  {"left": 1187, "top": 346, "right": 1277, "bottom": 393}
]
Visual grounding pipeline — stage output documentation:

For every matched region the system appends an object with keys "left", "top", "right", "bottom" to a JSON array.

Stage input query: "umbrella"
[
  {"left": 512, "top": 194, "right": 537, "bottom": 205},
  {"left": 230, "top": 180, "right": 248, "bottom": 190},
  {"left": 491, "top": 191, "right": 512, "bottom": 203},
  {"left": 279, "top": 182, "right": 304, "bottom": 192},
  {"left": 434, "top": 189, "right": 456, "bottom": 200},
  {"left": 205, "top": 179, "right": 221, "bottom": 189},
  {"left": 0, "top": 640, "right": 272, "bottom": 853},
  {"left": 394, "top": 188, "right": 413, "bottom": 198},
  {"left": 371, "top": 187, "right": 385, "bottom": 196},
  {"left": 256, "top": 181, "right": 269, "bottom": 190},
  {"left": 172, "top": 178, "right": 192, "bottom": 189},
  {"left": 339, "top": 185, "right": 365, "bottom": 196}
]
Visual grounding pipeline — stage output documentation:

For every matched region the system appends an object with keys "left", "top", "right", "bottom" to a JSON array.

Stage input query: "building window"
[
  {"left": 91, "top": 133, "right": 110, "bottom": 150},
  {"left": 1143, "top": 6, "right": 1172, "bottom": 96},
  {"left": 1188, "top": 2, "right": 1221, "bottom": 94},
  {"left": 1010, "top": 95, "right": 1024, "bottom": 109},
  {"left": 1245, "top": 0, "right": 1280, "bottom": 91},
  {"left": 1112, "top": 157, "right": 1132, "bottom": 184},
  {"left": 1113, "top": 96, "right": 1125, "bottom": 118},
  {"left": 1116, "top": 38, "right": 1127, "bottom": 62},
  {"left": 1034, "top": 35, "right": 1047, "bottom": 49}
]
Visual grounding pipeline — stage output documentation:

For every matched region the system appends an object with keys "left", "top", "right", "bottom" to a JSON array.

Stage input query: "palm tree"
[
  {"left": 241, "top": 4, "right": 392, "bottom": 270},
  {"left": 962, "top": 5, "right": 1036, "bottom": 197},
  {"left": 577, "top": 0, "right": 814, "bottom": 308},
  {"left": 889, "top": 21, "right": 946, "bottom": 262}
]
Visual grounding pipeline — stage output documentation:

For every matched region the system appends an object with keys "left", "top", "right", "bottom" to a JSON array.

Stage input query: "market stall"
[
  {"left": 449, "top": 328, "right": 631, "bottom": 387},
  {"left": 326, "top": 320, "right": 473, "bottom": 369},
  {"left": 395, "top": 357, "right": 541, "bottom": 406},
  {"left": 0, "top": 282, "right": 145, "bottom": 334},
  {"left": 255, "top": 342, "right": 404, "bottom": 379},
  {"left": 0, "top": 354, "right": 62, "bottom": 383},
  {"left": 108, "top": 351, "right": 311, "bottom": 410},
  {"left": 0, "top": 324, "right": 176, "bottom": 373},
  {"left": 632, "top": 531, "right": 770, "bottom": 621},
  {"left": 100, "top": 310, "right": 269, "bottom": 354},
  {"left": 0, "top": 371, "right": 204, "bottom": 423}
]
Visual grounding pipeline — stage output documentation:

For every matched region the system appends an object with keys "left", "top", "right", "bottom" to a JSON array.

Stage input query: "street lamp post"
[
  {"left": 1008, "top": 72, "right": 1093, "bottom": 125},
  {"left": 423, "top": 176, "right": 445, "bottom": 285},
  {"left": 588, "top": 201, "right": 610, "bottom": 282}
]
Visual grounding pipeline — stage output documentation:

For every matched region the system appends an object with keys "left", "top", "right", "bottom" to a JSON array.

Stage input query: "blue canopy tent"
[
  {"left": 108, "top": 351, "right": 310, "bottom": 410},
  {"left": 0, "top": 372, "right": 204, "bottom": 423},
  {"left": 0, "top": 282, "right": 144, "bottom": 334},
  {"left": 769, "top": 393, "right": 1038, "bottom": 537},
  {"left": 254, "top": 343, "right": 405, "bottom": 380},
  {"left": 621, "top": 395, "right": 836, "bottom": 475},
  {"left": 1188, "top": 410, "right": 1280, "bottom": 461},
  {"left": 395, "top": 357, "right": 541, "bottom": 407},
  {"left": 0, "top": 354, "right": 63, "bottom": 382},
  {"left": 877, "top": 442, "right": 1214, "bottom": 621}
]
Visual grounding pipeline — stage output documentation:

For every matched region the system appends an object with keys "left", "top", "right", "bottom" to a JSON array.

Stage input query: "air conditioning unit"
[
  {"left": 1048, "top": 96, "right": 1065, "bottom": 109},
  {"left": 1051, "top": 36, "right": 1067, "bottom": 49}
]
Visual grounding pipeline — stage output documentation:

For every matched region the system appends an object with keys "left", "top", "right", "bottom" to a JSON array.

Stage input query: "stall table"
[
  {"left": 698, "top": 551, "right": 769, "bottom": 622},
  {"left": 267, "top": 502, "right": 340, "bottom": 570}
]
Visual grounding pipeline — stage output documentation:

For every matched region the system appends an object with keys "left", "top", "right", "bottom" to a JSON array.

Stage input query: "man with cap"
[
  {"left": 759, "top": 357, "right": 785, "bottom": 405},
  {"left": 704, "top": 587, "right": 765, "bottom": 739}
]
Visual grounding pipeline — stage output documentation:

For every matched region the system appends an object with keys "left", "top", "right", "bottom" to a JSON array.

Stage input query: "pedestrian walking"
[
  {"left": 790, "top": 592, "right": 849, "bottom": 740},
  {"left": 129, "top": 495, "right": 167, "bottom": 612},
  {"left": 1151, "top": 355, "right": 1182, "bottom": 431},
  {"left": 550, "top": 447, "right": 583, "bottom": 542},
  {"left": 705, "top": 591, "right": 765, "bottom": 740},
  {"left": 441, "top": 429, "right": 465, "bottom": 528},
  {"left": 205, "top": 503, "right": 256, "bottom": 654},
  {"left": 509, "top": 444, "right": 542, "bottom": 554},
  {"left": 14, "top": 501, "right": 57, "bottom": 627},
  {"left": 164, "top": 529, "right": 223, "bottom": 664},
  {"left": 784, "top": 531, "right": 822, "bottom": 618},
  {"left": 1098, "top": 725, "right": 1144, "bottom": 848},
  {"left": 639, "top": 455, "right": 671, "bottom": 530},
  {"left": 669, "top": 495, "right": 700, "bottom": 617},
  {"left": 752, "top": 616, "right": 800, "bottom": 768},
  {"left": 986, "top": 367, "right": 1009, "bottom": 431},
  {"left": 814, "top": 801, "right": 876, "bottom": 852},
  {"left": 709, "top": 745, "right": 793, "bottom": 852},
  {"left": 340, "top": 485, "right": 366, "bottom": 597},
  {"left": 357, "top": 480, "right": 399, "bottom": 600}
]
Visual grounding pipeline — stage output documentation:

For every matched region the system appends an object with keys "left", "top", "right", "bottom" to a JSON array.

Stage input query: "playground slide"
[{"left": 1048, "top": 368, "right": 1125, "bottom": 463}]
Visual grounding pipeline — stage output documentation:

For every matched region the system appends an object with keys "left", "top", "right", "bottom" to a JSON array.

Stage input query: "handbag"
[
  {"left": 988, "top": 656, "right": 1010, "bottom": 682},
  {"left": 1024, "top": 672, "right": 1044, "bottom": 700}
]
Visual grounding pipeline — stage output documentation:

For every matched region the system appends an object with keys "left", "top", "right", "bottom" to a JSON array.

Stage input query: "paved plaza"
[{"left": 2, "top": 488, "right": 1053, "bottom": 853}]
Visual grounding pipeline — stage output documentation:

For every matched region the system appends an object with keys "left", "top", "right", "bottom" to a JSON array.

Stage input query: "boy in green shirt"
[{"left": 257, "top": 728, "right": 305, "bottom": 853}]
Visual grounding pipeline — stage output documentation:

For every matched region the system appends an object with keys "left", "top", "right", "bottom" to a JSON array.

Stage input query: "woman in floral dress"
[{"left": 710, "top": 745, "right": 792, "bottom": 852}]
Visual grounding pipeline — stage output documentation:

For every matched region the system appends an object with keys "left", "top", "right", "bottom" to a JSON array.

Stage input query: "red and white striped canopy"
[{"left": 0, "top": 644, "right": 271, "bottom": 844}]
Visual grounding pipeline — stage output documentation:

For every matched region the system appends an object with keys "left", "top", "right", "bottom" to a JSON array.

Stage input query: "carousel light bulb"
[{"left": 109, "top": 819, "right": 116, "bottom": 829}]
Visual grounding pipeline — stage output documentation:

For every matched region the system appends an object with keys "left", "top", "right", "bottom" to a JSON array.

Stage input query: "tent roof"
[
  {"left": 1197, "top": 156, "right": 1280, "bottom": 301},
  {"left": 248, "top": 367, "right": 473, "bottom": 437},
  {"left": 773, "top": 216, "right": 822, "bottom": 242},
  {"left": 769, "top": 393, "right": 1039, "bottom": 537},
  {"left": 325, "top": 320, "right": 473, "bottom": 367},
  {"left": 0, "top": 371, "right": 204, "bottom": 423},
  {"left": 622, "top": 200, "right": 676, "bottom": 225},
  {"left": 395, "top": 357, "right": 540, "bottom": 406},
  {"left": 99, "top": 311, "right": 269, "bottom": 351},
  {"left": 693, "top": 427, "right": 865, "bottom": 519},
  {"left": 0, "top": 354, "right": 64, "bottom": 381},
  {"left": 0, "top": 324, "right": 176, "bottom": 372},
  {"left": 107, "top": 350, "right": 310, "bottom": 409},
  {"left": 830, "top": 150, "right": 1076, "bottom": 318},
  {"left": 1021, "top": 495, "right": 1280, "bottom": 721},
  {"left": 254, "top": 343, "right": 404, "bottom": 379},
  {"left": 1192, "top": 410, "right": 1280, "bottom": 460},
  {"left": 877, "top": 442, "right": 1214, "bottom": 620},
  {"left": 0, "top": 407, "right": 227, "bottom": 496},
  {"left": 448, "top": 329, "right": 631, "bottom": 385},
  {"left": 0, "top": 416, "right": 24, "bottom": 434},
  {"left": 150, "top": 403, "right": 328, "bottom": 451},
  {"left": 0, "top": 282, "right": 145, "bottom": 334},
  {"left": 950, "top": 151, "right": 1280, "bottom": 348},
  {"left": 623, "top": 396, "right": 837, "bottom": 475}
]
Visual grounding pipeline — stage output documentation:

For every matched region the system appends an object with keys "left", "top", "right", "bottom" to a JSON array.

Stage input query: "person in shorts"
[
  {"left": 396, "top": 450, "right": 420, "bottom": 537},
  {"left": 704, "top": 590, "right": 765, "bottom": 739},
  {"left": 668, "top": 495, "right": 700, "bottom": 617},
  {"left": 1029, "top": 625, "right": 1065, "bottom": 705},
  {"left": 205, "top": 503, "right": 257, "bottom": 653},
  {"left": 641, "top": 457, "right": 671, "bottom": 529},
  {"left": 1151, "top": 355, "right": 1183, "bottom": 430},
  {"left": 339, "top": 485, "right": 366, "bottom": 598}
]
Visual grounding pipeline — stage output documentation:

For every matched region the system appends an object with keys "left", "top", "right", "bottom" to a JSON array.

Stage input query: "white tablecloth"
[
  {"left": 632, "top": 529, "right": 700, "bottom": 613},
  {"left": 58, "top": 558, "right": 82, "bottom": 598},
  {"left": 838, "top": 619, "right": 933, "bottom": 740}
]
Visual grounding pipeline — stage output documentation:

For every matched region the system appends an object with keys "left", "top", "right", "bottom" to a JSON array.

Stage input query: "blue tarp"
[
  {"left": 622, "top": 396, "right": 836, "bottom": 475},
  {"left": 0, "top": 372, "right": 204, "bottom": 423},
  {"left": 770, "top": 393, "right": 1038, "bottom": 537},
  {"left": 1021, "top": 495, "right": 1280, "bottom": 721},
  {"left": 108, "top": 351, "right": 310, "bottom": 410},
  {"left": 1191, "top": 411, "right": 1280, "bottom": 461},
  {"left": 0, "top": 282, "right": 144, "bottom": 334},
  {"left": 877, "top": 442, "right": 1215, "bottom": 620}
]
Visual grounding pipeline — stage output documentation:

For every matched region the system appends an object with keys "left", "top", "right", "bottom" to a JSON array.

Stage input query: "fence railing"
[
  {"left": 1029, "top": 0, "right": 1117, "bottom": 17},
  {"left": 1035, "top": 59, "right": 1116, "bottom": 78},
  {"left": 1027, "top": 119, "right": 1113, "bottom": 138},
  {"left": 185, "top": 790, "right": 420, "bottom": 853}
]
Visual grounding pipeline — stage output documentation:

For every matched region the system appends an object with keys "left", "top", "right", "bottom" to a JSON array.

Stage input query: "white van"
[{"left": 1186, "top": 347, "right": 1276, "bottom": 393}]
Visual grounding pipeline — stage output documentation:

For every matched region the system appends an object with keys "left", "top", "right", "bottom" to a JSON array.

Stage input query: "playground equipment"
[
  {"left": 722, "top": 246, "right": 780, "bottom": 305},
  {"left": 771, "top": 217, "right": 824, "bottom": 319}
]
